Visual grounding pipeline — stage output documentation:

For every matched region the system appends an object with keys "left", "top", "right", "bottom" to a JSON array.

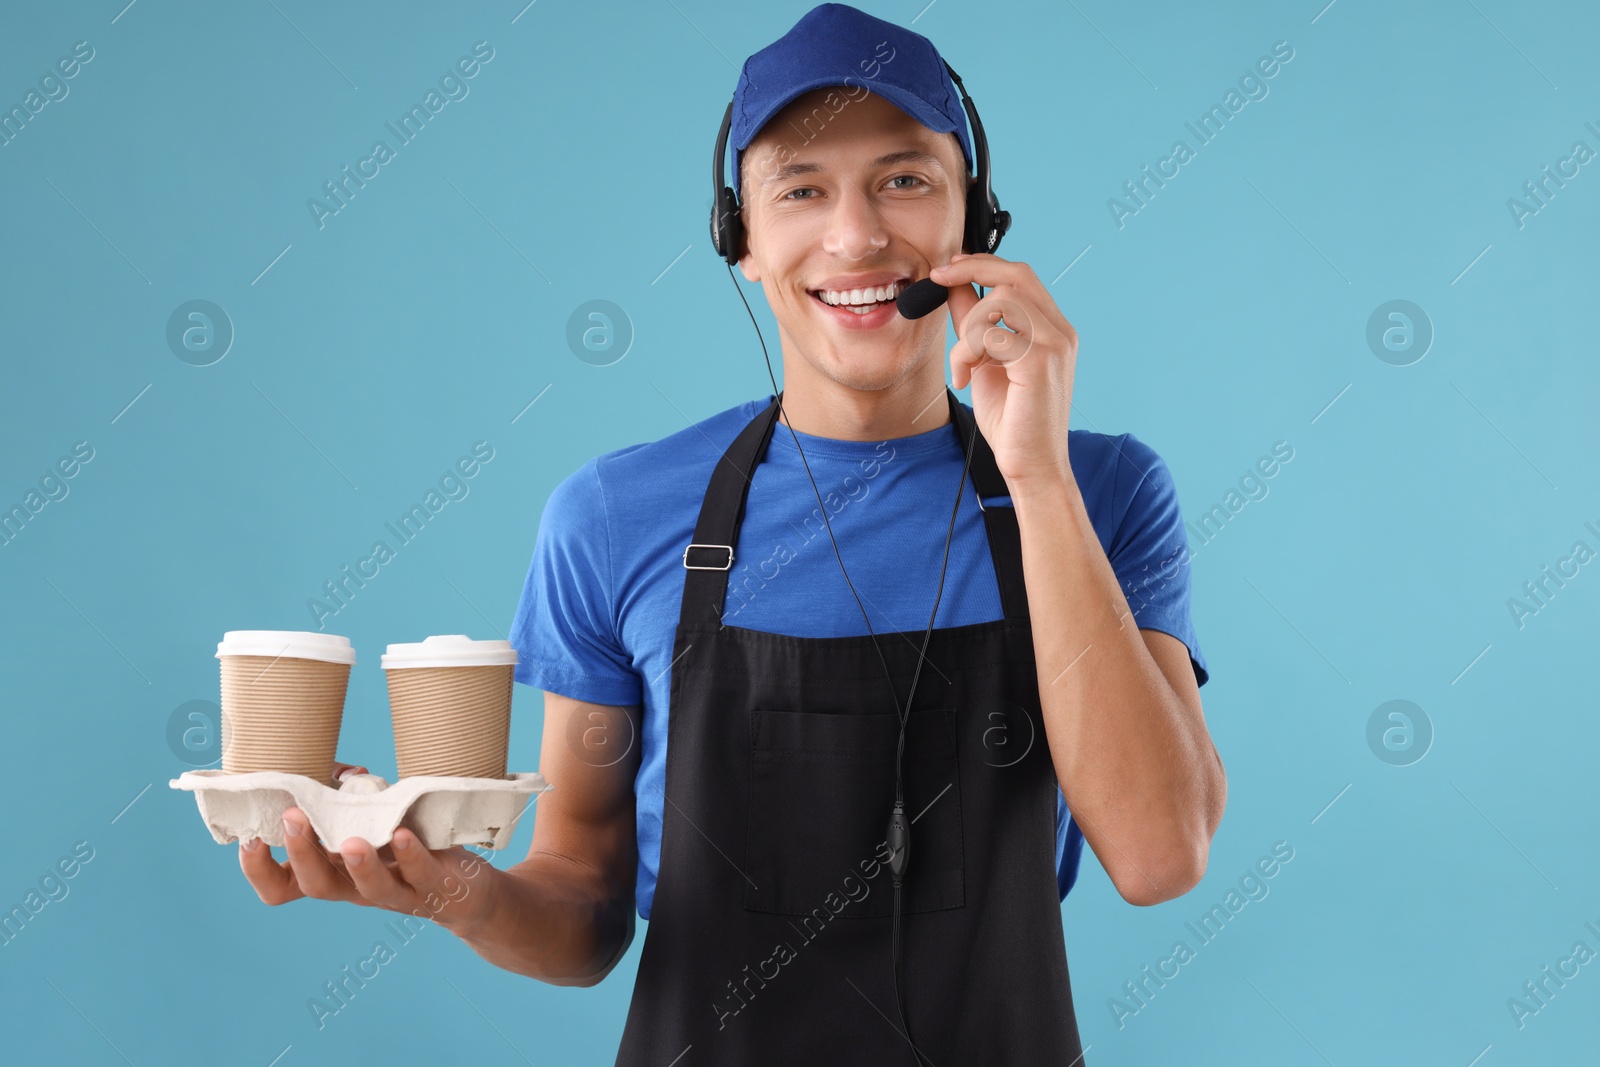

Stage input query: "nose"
[{"left": 820, "top": 185, "right": 889, "bottom": 260}]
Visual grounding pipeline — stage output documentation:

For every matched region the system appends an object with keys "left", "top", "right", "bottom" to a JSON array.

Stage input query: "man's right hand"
[
  {"left": 236, "top": 695, "right": 642, "bottom": 986},
  {"left": 237, "top": 760, "right": 500, "bottom": 937}
]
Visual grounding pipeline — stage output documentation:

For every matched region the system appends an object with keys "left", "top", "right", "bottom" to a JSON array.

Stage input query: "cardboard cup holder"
[
  {"left": 169, "top": 769, "right": 550, "bottom": 850},
  {"left": 185, "top": 632, "right": 539, "bottom": 850}
]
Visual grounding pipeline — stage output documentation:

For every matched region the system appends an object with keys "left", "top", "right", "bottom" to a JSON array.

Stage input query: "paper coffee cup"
[
  {"left": 382, "top": 635, "right": 517, "bottom": 779},
  {"left": 216, "top": 631, "right": 354, "bottom": 784}
]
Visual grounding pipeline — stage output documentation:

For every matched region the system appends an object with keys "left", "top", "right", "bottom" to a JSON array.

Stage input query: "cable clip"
[{"left": 886, "top": 802, "right": 911, "bottom": 887}]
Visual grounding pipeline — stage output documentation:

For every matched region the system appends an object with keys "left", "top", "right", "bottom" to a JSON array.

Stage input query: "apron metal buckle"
[{"left": 682, "top": 543, "right": 735, "bottom": 570}]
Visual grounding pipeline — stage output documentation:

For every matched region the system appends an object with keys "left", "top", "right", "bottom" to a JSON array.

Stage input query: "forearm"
[
  {"left": 1010, "top": 472, "right": 1223, "bottom": 902},
  {"left": 444, "top": 850, "right": 634, "bottom": 986}
]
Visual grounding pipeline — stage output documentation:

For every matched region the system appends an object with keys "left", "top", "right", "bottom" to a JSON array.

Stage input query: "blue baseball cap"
[{"left": 729, "top": 3, "right": 973, "bottom": 197}]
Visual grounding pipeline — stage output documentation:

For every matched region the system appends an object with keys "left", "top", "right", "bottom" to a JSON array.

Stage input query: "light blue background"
[{"left": 2, "top": 1, "right": 1596, "bottom": 1064}]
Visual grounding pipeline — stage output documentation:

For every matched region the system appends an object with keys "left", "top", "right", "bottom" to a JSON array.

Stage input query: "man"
[{"left": 240, "top": 5, "right": 1224, "bottom": 1063}]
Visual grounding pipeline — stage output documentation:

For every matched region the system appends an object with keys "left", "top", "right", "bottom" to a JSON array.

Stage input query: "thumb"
[{"left": 943, "top": 281, "right": 984, "bottom": 389}]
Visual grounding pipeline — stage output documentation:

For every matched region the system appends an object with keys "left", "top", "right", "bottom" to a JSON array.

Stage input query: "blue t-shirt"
[{"left": 509, "top": 395, "right": 1209, "bottom": 921}]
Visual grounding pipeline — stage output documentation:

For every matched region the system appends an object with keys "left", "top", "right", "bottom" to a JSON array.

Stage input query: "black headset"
[{"left": 710, "top": 60, "right": 1011, "bottom": 265}]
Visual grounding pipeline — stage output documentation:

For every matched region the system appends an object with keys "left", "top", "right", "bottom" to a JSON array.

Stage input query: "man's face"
[{"left": 737, "top": 87, "right": 969, "bottom": 395}]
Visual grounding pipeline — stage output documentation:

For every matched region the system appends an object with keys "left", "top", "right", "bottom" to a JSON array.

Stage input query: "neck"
[{"left": 774, "top": 357, "right": 953, "bottom": 442}]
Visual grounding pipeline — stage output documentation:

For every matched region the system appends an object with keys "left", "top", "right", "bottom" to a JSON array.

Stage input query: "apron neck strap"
[{"left": 678, "top": 388, "right": 1031, "bottom": 627}]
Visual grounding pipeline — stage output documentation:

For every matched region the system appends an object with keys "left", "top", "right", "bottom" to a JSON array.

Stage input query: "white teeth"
[{"left": 818, "top": 281, "right": 901, "bottom": 306}]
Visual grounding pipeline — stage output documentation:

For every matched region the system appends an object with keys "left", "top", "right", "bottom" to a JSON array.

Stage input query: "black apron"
[{"left": 614, "top": 388, "right": 1086, "bottom": 1065}]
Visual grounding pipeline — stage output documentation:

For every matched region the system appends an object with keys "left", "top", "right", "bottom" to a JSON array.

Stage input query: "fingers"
[
  {"left": 240, "top": 801, "right": 470, "bottom": 923},
  {"left": 240, "top": 794, "right": 426, "bottom": 917},
  {"left": 280, "top": 807, "right": 362, "bottom": 903},
  {"left": 340, "top": 829, "right": 489, "bottom": 929},
  {"left": 239, "top": 834, "right": 302, "bottom": 906},
  {"left": 338, "top": 835, "right": 415, "bottom": 910},
  {"left": 942, "top": 280, "right": 982, "bottom": 389},
  {"left": 959, "top": 294, "right": 1033, "bottom": 368},
  {"left": 391, "top": 829, "right": 480, "bottom": 902},
  {"left": 948, "top": 293, "right": 1036, "bottom": 389},
  {"left": 943, "top": 275, "right": 980, "bottom": 329},
  {"left": 931, "top": 253, "right": 1044, "bottom": 301},
  {"left": 949, "top": 336, "right": 989, "bottom": 391},
  {"left": 932, "top": 254, "right": 1074, "bottom": 342},
  {"left": 332, "top": 760, "right": 369, "bottom": 781},
  {"left": 937, "top": 259, "right": 1035, "bottom": 389}
]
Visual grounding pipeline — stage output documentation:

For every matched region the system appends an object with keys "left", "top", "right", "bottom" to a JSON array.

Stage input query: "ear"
[{"left": 736, "top": 217, "right": 761, "bottom": 282}]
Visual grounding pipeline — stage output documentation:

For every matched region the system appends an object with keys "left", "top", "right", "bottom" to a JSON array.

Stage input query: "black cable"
[{"left": 726, "top": 265, "right": 982, "bottom": 1066}]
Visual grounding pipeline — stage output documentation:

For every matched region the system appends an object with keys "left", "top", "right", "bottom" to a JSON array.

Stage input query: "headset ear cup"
[
  {"left": 727, "top": 209, "right": 745, "bottom": 265},
  {"left": 963, "top": 181, "right": 992, "bottom": 256},
  {"left": 990, "top": 206, "right": 1010, "bottom": 253},
  {"left": 713, "top": 186, "right": 744, "bottom": 266}
]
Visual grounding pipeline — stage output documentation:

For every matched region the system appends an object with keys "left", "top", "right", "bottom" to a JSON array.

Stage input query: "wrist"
[
  {"left": 1006, "top": 466, "right": 1081, "bottom": 510},
  {"left": 438, "top": 857, "right": 509, "bottom": 943}
]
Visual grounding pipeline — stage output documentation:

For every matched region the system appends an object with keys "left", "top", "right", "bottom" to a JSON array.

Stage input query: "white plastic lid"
[
  {"left": 215, "top": 630, "right": 356, "bottom": 666},
  {"left": 381, "top": 634, "right": 518, "bottom": 670}
]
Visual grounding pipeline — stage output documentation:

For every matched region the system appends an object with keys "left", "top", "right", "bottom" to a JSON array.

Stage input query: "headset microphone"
[{"left": 896, "top": 278, "right": 950, "bottom": 321}]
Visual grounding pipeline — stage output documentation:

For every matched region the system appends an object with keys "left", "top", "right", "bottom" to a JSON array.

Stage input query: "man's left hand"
[{"left": 930, "top": 253, "right": 1079, "bottom": 490}]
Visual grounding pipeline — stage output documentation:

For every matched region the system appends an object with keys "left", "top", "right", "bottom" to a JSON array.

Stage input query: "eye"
[
  {"left": 781, "top": 187, "right": 818, "bottom": 201},
  {"left": 887, "top": 175, "right": 926, "bottom": 190}
]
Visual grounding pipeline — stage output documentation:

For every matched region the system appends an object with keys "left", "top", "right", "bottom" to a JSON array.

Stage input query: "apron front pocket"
[{"left": 743, "top": 706, "right": 965, "bottom": 918}]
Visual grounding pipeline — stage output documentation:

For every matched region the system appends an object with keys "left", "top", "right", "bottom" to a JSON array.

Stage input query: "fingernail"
[
  {"left": 337, "top": 767, "right": 359, "bottom": 781},
  {"left": 282, "top": 816, "right": 300, "bottom": 837},
  {"left": 241, "top": 836, "right": 259, "bottom": 852},
  {"left": 393, "top": 834, "right": 411, "bottom": 851},
  {"left": 346, "top": 850, "right": 365, "bottom": 866}
]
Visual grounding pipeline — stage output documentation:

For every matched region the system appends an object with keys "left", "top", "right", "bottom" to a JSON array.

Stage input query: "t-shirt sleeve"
[
  {"left": 508, "top": 458, "right": 643, "bottom": 707},
  {"left": 1104, "top": 433, "right": 1209, "bottom": 688}
]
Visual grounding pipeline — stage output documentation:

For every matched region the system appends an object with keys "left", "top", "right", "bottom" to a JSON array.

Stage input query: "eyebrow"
[{"left": 759, "top": 149, "right": 947, "bottom": 187}]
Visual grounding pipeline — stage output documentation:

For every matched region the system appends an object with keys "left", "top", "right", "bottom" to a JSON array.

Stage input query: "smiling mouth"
[{"left": 808, "top": 277, "right": 913, "bottom": 315}]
